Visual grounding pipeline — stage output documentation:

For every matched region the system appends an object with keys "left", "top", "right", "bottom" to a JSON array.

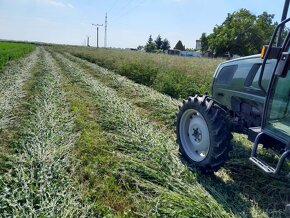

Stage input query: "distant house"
[
  {"left": 167, "top": 49, "right": 181, "bottom": 56},
  {"left": 180, "top": 51, "right": 201, "bottom": 57},
  {"left": 167, "top": 49, "right": 201, "bottom": 57},
  {"left": 196, "top": 40, "right": 201, "bottom": 50}
]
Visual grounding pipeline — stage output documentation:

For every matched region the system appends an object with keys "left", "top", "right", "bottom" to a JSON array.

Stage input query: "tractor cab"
[
  {"left": 249, "top": 10, "right": 290, "bottom": 176},
  {"left": 248, "top": 4, "right": 290, "bottom": 212}
]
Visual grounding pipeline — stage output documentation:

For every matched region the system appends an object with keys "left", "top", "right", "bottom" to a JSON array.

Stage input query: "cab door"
[
  {"left": 261, "top": 26, "right": 290, "bottom": 144},
  {"left": 263, "top": 65, "right": 290, "bottom": 143}
]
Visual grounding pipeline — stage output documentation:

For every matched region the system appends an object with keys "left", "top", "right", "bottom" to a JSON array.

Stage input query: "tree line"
[
  {"left": 200, "top": 9, "right": 278, "bottom": 57},
  {"left": 141, "top": 35, "right": 187, "bottom": 53},
  {"left": 141, "top": 9, "right": 276, "bottom": 57},
  {"left": 141, "top": 35, "right": 171, "bottom": 53}
]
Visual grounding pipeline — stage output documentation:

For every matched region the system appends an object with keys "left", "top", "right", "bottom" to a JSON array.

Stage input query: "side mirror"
[{"left": 275, "top": 52, "right": 290, "bottom": 77}]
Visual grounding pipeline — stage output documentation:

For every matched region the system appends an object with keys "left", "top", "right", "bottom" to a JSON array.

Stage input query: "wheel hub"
[
  {"left": 192, "top": 127, "right": 202, "bottom": 143},
  {"left": 179, "top": 109, "right": 210, "bottom": 162}
]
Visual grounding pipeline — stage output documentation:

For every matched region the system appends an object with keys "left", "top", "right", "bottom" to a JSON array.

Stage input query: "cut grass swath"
[
  {"left": 0, "top": 47, "right": 40, "bottom": 173},
  {"left": 0, "top": 48, "right": 88, "bottom": 217},
  {"left": 0, "top": 47, "right": 40, "bottom": 130},
  {"left": 60, "top": 52, "right": 179, "bottom": 129},
  {"left": 53, "top": 51, "right": 234, "bottom": 217},
  {"left": 52, "top": 47, "right": 290, "bottom": 217}
]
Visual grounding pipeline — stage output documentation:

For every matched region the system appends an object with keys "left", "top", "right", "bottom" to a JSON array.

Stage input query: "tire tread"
[{"left": 176, "top": 95, "right": 232, "bottom": 173}]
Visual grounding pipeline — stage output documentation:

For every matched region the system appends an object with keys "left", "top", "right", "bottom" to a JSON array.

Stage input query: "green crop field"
[
  {"left": 53, "top": 45, "right": 223, "bottom": 99},
  {"left": 0, "top": 42, "right": 35, "bottom": 70},
  {"left": 0, "top": 45, "right": 289, "bottom": 217}
]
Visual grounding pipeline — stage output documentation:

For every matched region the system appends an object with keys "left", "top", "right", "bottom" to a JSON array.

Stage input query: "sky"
[{"left": 0, "top": 0, "right": 287, "bottom": 48}]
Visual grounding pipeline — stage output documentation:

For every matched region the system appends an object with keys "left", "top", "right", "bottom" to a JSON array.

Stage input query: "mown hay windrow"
[
  {"left": 52, "top": 48, "right": 290, "bottom": 218},
  {"left": 61, "top": 52, "right": 179, "bottom": 128},
  {"left": 54, "top": 51, "right": 233, "bottom": 217},
  {"left": 0, "top": 48, "right": 88, "bottom": 217},
  {"left": 0, "top": 47, "right": 40, "bottom": 130}
]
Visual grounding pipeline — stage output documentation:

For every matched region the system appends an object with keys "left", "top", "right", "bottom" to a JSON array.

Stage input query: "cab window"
[
  {"left": 251, "top": 61, "right": 276, "bottom": 90},
  {"left": 216, "top": 65, "right": 238, "bottom": 85}
]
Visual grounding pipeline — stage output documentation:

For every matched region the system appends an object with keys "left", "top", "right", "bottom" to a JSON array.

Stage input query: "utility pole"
[
  {"left": 87, "top": 36, "right": 90, "bottom": 47},
  {"left": 104, "top": 13, "right": 107, "bottom": 48},
  {"left": 92, "top": 23, "right": 103, "bottom": 48}
]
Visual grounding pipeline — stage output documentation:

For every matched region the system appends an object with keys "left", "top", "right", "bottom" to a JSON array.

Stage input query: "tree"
[
  {"left": 200, "top": 33, "right": 208, "bottom": 52},
  {"left": 205, "top": 9, "right": 276, "bottom": 57},
  {"left": 137, "top": 45, "right": 144, "bottom": 50},
  {"left": 174, "top": 40, "right": 185, "bottom": 51},
  {"left": 210, "top": 9, "right": 257, "bottom": 56},
  {"left": 162, "top": 38, "right": 170, "bottom": 51},
  {"left": 155, "top": 35, "right": 163, "bottom": 50},
  {"left": 256, "top": 12, "right": 276, "bottom": 45},
  {"left": 145, "top": 35, "right": 156, "bottom": 52}
]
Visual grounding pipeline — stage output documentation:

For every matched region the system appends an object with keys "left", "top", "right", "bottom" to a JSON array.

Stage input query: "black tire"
[
  {"left": 286, "top": 204, "right": 290, "bottom": 214},
  {"left": 176, "top": 95, "right": 232, "bottom": 173}
]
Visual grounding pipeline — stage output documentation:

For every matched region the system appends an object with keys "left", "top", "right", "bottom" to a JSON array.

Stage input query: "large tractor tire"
[{"left": 176, "top": 95, "right": 232, "bottom": 173}]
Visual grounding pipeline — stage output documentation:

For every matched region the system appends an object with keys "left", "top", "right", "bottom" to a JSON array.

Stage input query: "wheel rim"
[{"left": 179, "top": 109, "right": 210, "bottom": 162}]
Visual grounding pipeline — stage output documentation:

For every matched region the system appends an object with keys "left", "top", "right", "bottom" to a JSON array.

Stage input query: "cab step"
[
  {"left": 250, "top": 132, "right": 290, "bottom": 175},
  {"left": 249, "top": 157, "right": 275, "bottom": 174}
]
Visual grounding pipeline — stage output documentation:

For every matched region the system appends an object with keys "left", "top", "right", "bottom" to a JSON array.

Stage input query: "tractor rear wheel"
[{"left": 176, "top": 95, "right": 232, "bottom": 173}]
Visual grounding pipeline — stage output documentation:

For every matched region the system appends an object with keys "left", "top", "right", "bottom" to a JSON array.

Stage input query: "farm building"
[{"left": 167, "top": 49, "right": 201, "bottom": 57}]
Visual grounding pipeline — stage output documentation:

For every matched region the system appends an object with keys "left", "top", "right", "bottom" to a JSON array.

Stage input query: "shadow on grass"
[{"left": 190, "top": 138, "right": 290, "bottom": 218}]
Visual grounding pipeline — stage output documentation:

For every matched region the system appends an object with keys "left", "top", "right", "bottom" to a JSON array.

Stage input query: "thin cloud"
[
  {"left": 40, "top": 0, "right": 74, "bottom": 9},
  {"left": 47, "top": 0, "right": 65, "bottom": 7},
  {"left": 172, "top": 0, "right": 188, "bottom": 3}
]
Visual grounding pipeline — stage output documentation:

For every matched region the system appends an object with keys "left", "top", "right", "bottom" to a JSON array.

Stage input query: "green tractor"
[{"left": 176, "top": 0, "right": 290, "bottom": 212}]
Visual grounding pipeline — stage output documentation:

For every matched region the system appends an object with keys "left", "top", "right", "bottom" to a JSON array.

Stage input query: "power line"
[
  {"left": 111, "top": 0, "right": 146, "bottom": 23},
  {"left": 104, "top": 0, "right": 146, "bottom": 47},
  {"left": 107, "top": 0, "right": 118, "bottom": 13},
  {"left": 110, "top": 0, "right": 134, "bottom": 20}
]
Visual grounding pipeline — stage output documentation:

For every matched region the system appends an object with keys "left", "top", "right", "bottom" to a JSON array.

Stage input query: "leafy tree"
[
  {"left": 200, "top": 33, "right": 208, "bottom": 52},
  {"left": 145, "top": 35, "right": 156, "bottom": 52},
  {"left": 137, "top": 45, "right": 144, "bottom": 50},
  {"left": 174, "top": 40, "right": 185, "bottom": 51},
  {"left": 161, "top": 38, "right": 170, "bottom": 51},
  {"left": 205, "top": 9, "right": 276, "bottom": 57},
  {"left": 256, "top": 12, "right": 276, "bottom": 45},
  {"left": 155, "top": 35, "right": 163, "bottom": 50}
]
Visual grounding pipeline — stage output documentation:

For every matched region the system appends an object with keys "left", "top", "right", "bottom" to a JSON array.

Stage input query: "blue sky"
[{"left": 0, "top": 0, "right": 286, "bottom": 48}]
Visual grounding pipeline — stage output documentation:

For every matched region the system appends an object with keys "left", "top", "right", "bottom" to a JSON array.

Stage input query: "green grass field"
[
  {"left": 0, "top": 44, "right": 289, "bottom": 217},
  {"left": 53, "top": 46, "right": 223, "bottom": 99},
  {"left": 0, "top": 41, "right": 35, "bottom": 71}
]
